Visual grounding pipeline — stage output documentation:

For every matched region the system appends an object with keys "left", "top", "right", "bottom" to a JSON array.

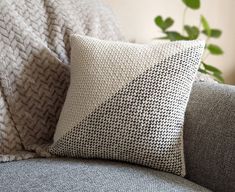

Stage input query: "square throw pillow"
[{"left": 49, "top": 35, "right": 204, "bottom": 176}]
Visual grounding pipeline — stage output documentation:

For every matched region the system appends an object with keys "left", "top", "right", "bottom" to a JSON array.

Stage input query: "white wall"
[{"left": 104, "top": 0, "right": 235, "bottom": 84}]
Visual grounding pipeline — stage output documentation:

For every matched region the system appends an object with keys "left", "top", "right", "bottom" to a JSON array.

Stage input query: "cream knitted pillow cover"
[{"left": 49, "top": 35, "right": 204, "bottom": 176}]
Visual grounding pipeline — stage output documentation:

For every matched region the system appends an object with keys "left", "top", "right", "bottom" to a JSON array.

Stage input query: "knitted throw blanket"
[{"left": 0, "top": 0, "right": 122, "bottom": 162}]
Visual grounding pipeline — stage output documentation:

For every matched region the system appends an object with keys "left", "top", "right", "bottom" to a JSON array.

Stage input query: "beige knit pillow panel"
[{"left": 50, "top": 35, "right": 204, "bottom": 176}]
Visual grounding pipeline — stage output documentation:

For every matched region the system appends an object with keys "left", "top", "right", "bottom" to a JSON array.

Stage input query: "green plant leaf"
[
  {"left": 213, "top": 73, "right": 224, "bottom": 83},
  {"left": 184, "top": 25, "right": 199, "bottom": 40},
  {"left": 202, "top": 29, "right": 222, "bottom": 38},
  {"left": 198, "top": 68, "right": 208, "bottom": 74},
  {"left": 200, "top": 62, "right": 224, "bottom": 83},
  {"left": 164, "top": 18, "right": 174, "bottom": 30},
  {"left": 202, "top": 62, "right": 222, "bottom": 74},
  {"left": 154, "top": 16, "right": 174, "bottom": 31},
  {"left": 155, "top": 16, "right": 164, "bottom": 28},
  {"left": 165, "top": 31, "right": 188, "bottom": 41},
  {"left": 182, "top": 0, "right": 200, "bottom": 9},
  {"left": 201, "top": 15, "right": 211, "bottom": 37},
  {"left": 207, "top": 44, "right": 224, "bottom": 55},
  {"left": 155, "top": 36, "right": 170, "bottom": 40}
]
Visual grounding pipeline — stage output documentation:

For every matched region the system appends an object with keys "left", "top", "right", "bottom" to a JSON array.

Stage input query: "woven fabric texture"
[
  {"left": 184, "top": 82, "right": 235, "bottom": 192},
  {"left": 50, "top": 35, "right": 204, "bottom": 176},
  {"left": 0, "top": 0, "right": 122, "bottom": 162},
  {"left": 0, "top": 158, "right": 211, "bottom": 192}
]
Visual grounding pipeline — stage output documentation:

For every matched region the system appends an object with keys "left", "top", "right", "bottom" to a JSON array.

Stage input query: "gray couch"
[{"left": 0, "top": 82, "right": 234, "bottom": 192}]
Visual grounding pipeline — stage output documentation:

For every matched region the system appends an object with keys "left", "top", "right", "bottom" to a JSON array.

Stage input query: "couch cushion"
[
  {"left": 184, "top": 82, "right": 235, "bottom": 192},
  {"left": 0, "top": 158, "right": 211, "bottom": 192}
]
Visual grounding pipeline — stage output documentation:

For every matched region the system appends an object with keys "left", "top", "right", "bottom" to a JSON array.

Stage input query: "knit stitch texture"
[
  {"left": 0, "top": 0, "right": 122, "bottom": 162},
  {"left": 50, "top": 35, "right": 205, "bottom": 176}
]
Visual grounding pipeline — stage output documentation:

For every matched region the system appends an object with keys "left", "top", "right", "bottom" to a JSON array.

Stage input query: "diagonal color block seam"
[{"left": 50, "top": 45, "right": 203, "bottom": 176}]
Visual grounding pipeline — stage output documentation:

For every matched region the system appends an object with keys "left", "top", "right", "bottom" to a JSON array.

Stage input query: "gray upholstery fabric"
[
  {"left": 0, "top": 158, "right": 210, "bottom": 192},
  {"left": 184, "top": 82, "right": 235, "bottom": 192}
]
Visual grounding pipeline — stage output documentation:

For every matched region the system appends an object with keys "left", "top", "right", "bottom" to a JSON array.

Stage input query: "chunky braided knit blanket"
[{"left": 0, "top": 0, "right": 122, "bottom": 162}]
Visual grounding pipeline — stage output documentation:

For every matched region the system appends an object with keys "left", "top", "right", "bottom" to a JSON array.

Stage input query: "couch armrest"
[{"left": 184, "top": 82, "right": 235, "bottom": 192}]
